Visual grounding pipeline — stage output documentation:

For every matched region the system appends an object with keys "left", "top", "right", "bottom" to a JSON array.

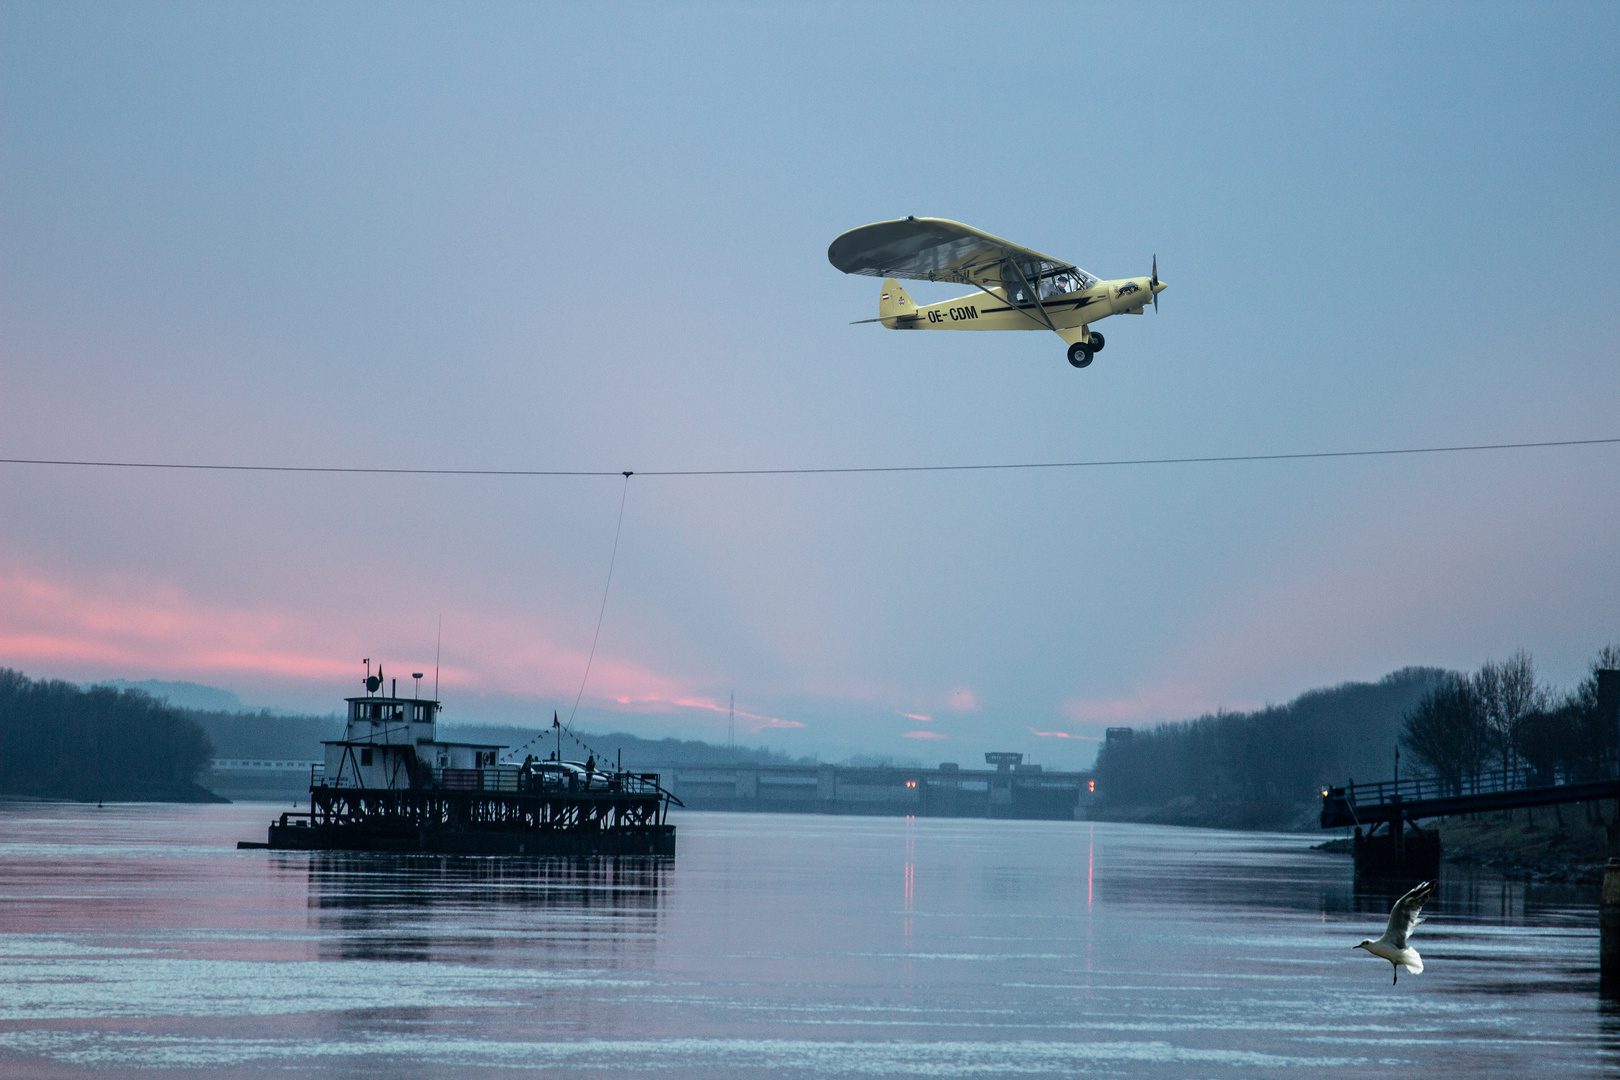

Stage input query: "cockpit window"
[
  {"left": 1005, "top": 262, "right": 1097, "bottom": 304},
  {"left": 1040, "top": 270, "right": 1097, "bottom": 298}
]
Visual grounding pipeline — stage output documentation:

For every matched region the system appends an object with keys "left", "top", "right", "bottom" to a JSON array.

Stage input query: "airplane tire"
[
  {"left": 1088, "top": 332, "right": 1105, "bottom": 352},
  {"left": 1067, "top": 343, "right": 1094, "bottom": 368}
]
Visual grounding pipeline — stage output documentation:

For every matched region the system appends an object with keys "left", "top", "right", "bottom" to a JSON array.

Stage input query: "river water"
[{"left": 0, "top": 801, "right": 1612, "bottom": 1077}]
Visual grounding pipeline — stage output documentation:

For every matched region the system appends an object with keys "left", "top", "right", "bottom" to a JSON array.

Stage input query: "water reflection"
[
  {"left": 294, "top": 853, "right": 667, "bottom": 963},
  {"left": 2, "top": 805, "right": 1613, "bottom": 1078},
  {"left": 1347, "top": 863, "right": 1599, "bottom": 924},
  {"left": 301, "top": 852, "right": 669, "bottom": 913},
  {"left": 1082, "top": 826, "right": 1599, "bottom": 929}
]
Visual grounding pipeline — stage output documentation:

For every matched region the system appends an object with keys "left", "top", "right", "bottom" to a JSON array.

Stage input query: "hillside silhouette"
[{"left": 0, "top": 669, "right": 223, "bottom": 802}]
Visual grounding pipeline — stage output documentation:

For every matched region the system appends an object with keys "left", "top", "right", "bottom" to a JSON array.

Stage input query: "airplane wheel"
[
  {"left": 1088, "top": 332, "right": 1105, "bottom": 352},
  {"left": 1067, "top": 343, "right": 1093, "bottom": 368}
]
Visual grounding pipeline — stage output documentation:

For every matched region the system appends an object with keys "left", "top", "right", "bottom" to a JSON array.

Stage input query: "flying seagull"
[{"left": 1354, "top": 879, "right": 1434, "bottom": 984}]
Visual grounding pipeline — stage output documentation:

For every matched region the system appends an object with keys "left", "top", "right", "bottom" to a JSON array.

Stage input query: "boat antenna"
[{"left": 434, "top": 615, "right": 442, "bottom": 702}]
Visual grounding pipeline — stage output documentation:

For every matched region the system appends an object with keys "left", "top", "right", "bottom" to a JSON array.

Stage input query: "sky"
[{"left": 2, "top": 1, "right": 1617, "bottom": 768}]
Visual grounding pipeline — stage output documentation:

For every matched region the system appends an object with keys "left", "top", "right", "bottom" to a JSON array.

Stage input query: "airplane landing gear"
[
  {"left": 1067, "top": 342, "right": 1093, "bottom": 368},
  {"left": 1088, "top": 332, "right": 1104, "bottom": 352}
]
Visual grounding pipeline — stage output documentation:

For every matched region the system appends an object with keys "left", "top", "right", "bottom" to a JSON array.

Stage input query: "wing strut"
[
  {"left": 961, "top": 253, "right": 1057, "bottom": 332},
  {"left": 1002, "top": 256, "right": 1058, "bottom": 332}
]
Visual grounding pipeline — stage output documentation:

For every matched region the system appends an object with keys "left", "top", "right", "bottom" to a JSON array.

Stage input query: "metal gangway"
[{"left": 1321, "top": 759, "right": 1620, "bottom": 830}]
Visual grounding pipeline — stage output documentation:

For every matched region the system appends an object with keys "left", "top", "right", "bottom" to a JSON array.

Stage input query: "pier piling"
[{"left": 1603, "top": 858, "right": 1620, "bottom": 996}]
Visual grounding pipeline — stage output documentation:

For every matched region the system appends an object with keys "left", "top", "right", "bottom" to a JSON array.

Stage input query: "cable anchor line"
[{"left": 502, "top": 472, "right": 632, "bottom": 767}]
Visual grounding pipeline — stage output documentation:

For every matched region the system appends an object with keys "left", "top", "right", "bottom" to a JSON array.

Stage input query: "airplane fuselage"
[{"left": 885, "top": 277, "right": 1160, "bottom": 345}]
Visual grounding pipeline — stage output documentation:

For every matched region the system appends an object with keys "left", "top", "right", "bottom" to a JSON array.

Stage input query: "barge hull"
[{"left": 266, "top": 822, "right": 675, "bottom": 856}]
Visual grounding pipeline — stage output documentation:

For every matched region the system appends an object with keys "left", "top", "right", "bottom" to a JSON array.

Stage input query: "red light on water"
[
  {"left": 1087, "top": 780, "right": 1095, "bottom": 793},
  {"left": 905, "top": 779, "right": 917, "bottom": 788}
]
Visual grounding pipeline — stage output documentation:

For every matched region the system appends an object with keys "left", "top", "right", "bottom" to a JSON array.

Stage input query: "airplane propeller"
[{"left": 1151, "top": 254, "right": 1159, "bottom": 312}]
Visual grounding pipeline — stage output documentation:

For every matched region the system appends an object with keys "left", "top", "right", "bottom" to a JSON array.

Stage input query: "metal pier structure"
[
  {"left": 1321, "top": 761, "right": 1619, "bottom": 877},
  {"left": 1321, "top": 762, "right": 1620, "bottom": 831},
  {"left": 1322, "top": 670, "right": 1620, "bottom": 876}
]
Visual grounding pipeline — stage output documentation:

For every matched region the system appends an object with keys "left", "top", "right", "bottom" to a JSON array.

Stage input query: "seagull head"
[{"left": 1353, "top": 939, "right": 1374, "bottom": 950}]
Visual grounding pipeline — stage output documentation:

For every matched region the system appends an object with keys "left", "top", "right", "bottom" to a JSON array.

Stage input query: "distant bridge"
[{"left": 662, "top": 759, "right": 1096, "bottom": 821}]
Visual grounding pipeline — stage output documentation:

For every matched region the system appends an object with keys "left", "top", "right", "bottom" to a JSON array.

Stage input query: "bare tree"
[
  {"left": 1402, "top": 674, "right": 1491, "bottom": 794},
  {"left": 1570, "top": 643, "right": 1620, "bottom": 772},
  {"left": 1477, "top": 650, "right": 1544, "bottom": 775},
  {"left": 1515, "top": 703, "right": 1575, "bottom": 782},
  {"left": 1474, "top": 659, "right": 1503, "bottom": 769},
  {"left": 1516, "top": 645, "right": 1620, "bottom": 783}
]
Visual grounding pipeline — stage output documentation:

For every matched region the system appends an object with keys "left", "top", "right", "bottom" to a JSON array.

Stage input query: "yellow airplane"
[{"left": 828, "top": 217, "right": 1166, "bottom": 368}]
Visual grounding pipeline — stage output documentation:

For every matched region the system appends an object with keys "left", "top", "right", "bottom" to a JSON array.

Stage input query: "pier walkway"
[{"left": 1321, "top": 761, "right": 1620, "bottom": 830}]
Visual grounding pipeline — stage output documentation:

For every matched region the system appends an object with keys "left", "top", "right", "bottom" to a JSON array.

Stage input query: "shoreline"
[
  {"left": 1311, "top": 802, "right": 1618, "bottom": 888},
  {"left": 1437, "top": 810, "right": 1614, "bottom": 887},
  {"left": 0, "top": 783, "right": 229, "bottom": 805}
]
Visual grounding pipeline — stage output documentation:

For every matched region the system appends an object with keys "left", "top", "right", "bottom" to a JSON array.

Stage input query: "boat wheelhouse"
[{"left": 319, "top": 694, "right": 504, "bottom": 792}]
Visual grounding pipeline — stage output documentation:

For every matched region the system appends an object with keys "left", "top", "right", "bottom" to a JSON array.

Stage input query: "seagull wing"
[{"left": 1383, "top": 880, "right": 1433, "bottom": 949}]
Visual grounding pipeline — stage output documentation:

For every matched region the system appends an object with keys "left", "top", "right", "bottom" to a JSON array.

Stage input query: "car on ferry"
[{"left": 526, "top": 758, "right": 616, "bottom": 793}]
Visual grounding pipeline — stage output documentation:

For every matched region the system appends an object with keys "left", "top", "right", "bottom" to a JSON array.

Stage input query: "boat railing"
[{"left": 309, "top": 764, "right": 669, "bottom": 797}]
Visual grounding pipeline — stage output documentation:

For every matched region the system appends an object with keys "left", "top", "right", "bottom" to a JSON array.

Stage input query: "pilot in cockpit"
[
  {"left": 1040, "top": 272, "right": 1074, "bottom": 299},
  {"left": 1052, "top": 270, "right": 1099, "bottom": 297}
]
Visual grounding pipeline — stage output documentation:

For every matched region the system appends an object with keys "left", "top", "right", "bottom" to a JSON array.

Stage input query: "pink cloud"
[
  {"left": 0, "top": 567, "right": 760, "bottom": 727},
  {"left": 946, "top": 687, "right": 978, "bottom": 711},
  {"left": 1060, "top": 683, "right": 1243, "bottom": 727},
  {"left": 1028, "top": 727, "right": 1100, "bottom": 740},
  {"left": 607, "top": 691, "right": 800, "bottom": 731},
  {"left": 903, "top": 730, "right": 948, "bottom": 740},
  {"left": 901, "top": 712, "right": 931, "bottom": 722},
  {"left": 0, "top": 572, "right": 357, "bottom": 683},
  {"left": 460, "top": 616, "right": 692, "bottom": 702}
]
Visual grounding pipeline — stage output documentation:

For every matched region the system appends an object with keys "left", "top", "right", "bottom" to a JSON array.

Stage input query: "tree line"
[
  {"left": 1092, "top": 667, "right": 1447, "bottom": 828},
  {"left": 1092, "top": 647, "right": 1620, "bottom": 828},
  {"left": 189, "top": 708, "right": 343, "bottom": 759},
  {"left": 1400, "top": 646, "right": 1619, "bottom": 793},
  {"left": 0, "top": 669, "right": 220, "bottom": 801}
]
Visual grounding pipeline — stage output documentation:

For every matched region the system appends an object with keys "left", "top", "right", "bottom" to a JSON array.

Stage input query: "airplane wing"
[{"left": 828, "top": 217, "right": 1087, "bottom": 292}]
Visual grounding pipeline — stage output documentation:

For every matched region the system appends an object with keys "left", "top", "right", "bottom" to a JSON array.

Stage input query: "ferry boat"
[{"left": 242, "top": 678, "right": 677, "bottom": 856}]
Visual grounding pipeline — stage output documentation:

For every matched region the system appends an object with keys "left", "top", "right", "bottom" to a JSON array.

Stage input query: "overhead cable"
[{"left": 0, "top": 436, "right": 1617, "bottom": 479}]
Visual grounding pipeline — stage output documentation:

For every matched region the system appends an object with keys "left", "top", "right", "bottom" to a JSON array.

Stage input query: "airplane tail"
[{"left": 879, "top": 278, "right": 916, "bottom": 329}]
